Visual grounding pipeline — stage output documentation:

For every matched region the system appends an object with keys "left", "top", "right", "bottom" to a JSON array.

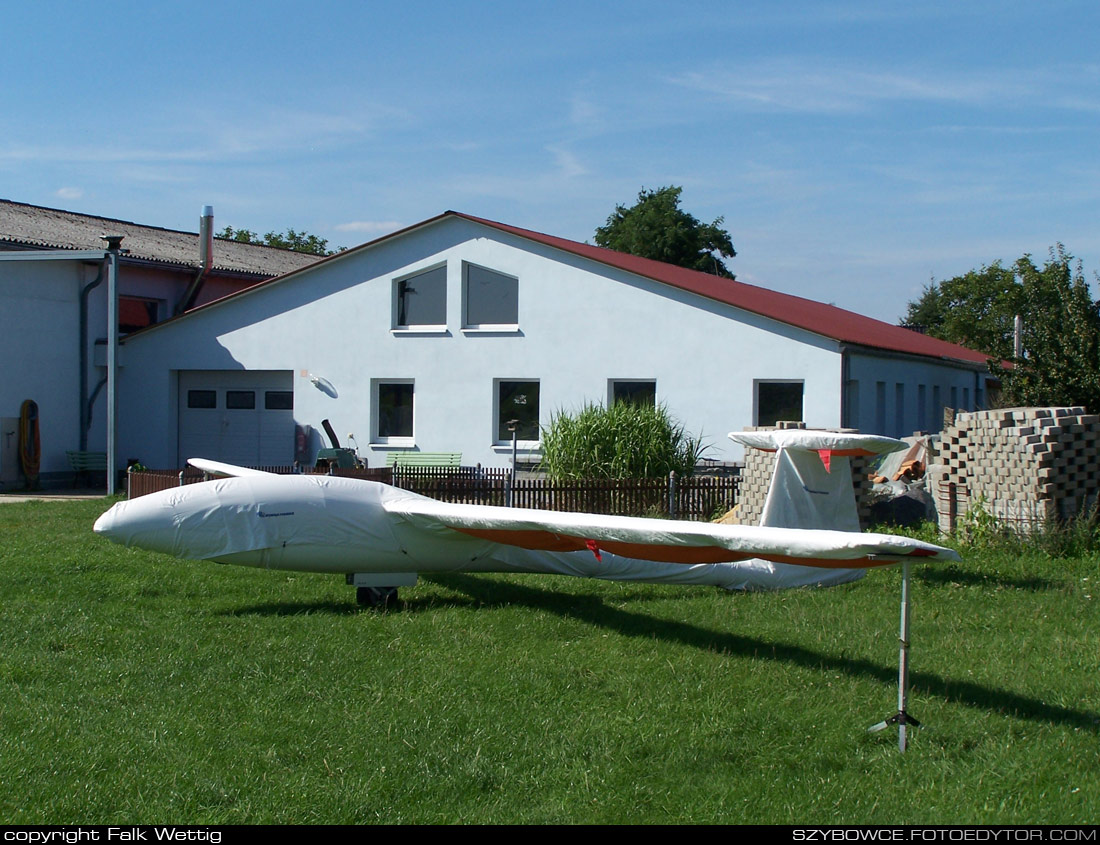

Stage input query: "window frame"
[
  {"left": 493, "top": 378, "right": 540, "bottom": 446},
  {"left": 372, "top": 379, "right": 415, "bottom": 446},
  {"left": 392, "top": 263, "right": 448, "bottom": 332},
  {"left": 118, "top": 295, "right": 164, "bottom": 334},
  {"left": 754, "top": 379, "right": 805, "bottom": 427},
  {"left": 225, "top": 390, "right": 256, "bottom": 410},
  {"left": 186, "top": 389, "right": 217, "bottom": 410},
  {"left": 463, "top": 262, "right": 519, "bottom": 331},
  {"left": 608, "top": 379, "right": 657, "bottom": 407}
]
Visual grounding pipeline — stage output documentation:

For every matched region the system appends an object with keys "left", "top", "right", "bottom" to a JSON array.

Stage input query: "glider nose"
[
  {"left": 94, "top": 496, "right": 178, "bottom": 555},
  {"left": 92, "top": 506, "right": 117, "bottom": 538}
]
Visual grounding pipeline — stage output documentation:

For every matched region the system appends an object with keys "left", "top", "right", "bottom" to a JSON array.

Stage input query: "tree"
[
  {"left": 902, "top": 263, "right": 1022, "bottom": 360},
  {"left": 998, "top": 248, "right": 1100, "bottom": 410},
  {"left": 539, "top": 401, "right": 706, "bottom": 480},
  {"left": 594, "top": 186, "right": 736, "bottom": 279},
  {"left": 216, "top": 225, "right": 340, "bottom": 256},
  {"left": 902, "top": 245, "right": 1100, "bottom": 410}
]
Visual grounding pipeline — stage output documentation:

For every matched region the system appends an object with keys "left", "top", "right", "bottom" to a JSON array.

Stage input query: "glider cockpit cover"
[{"left": 725, "top": 429, "right": 908, "bottom": 589}]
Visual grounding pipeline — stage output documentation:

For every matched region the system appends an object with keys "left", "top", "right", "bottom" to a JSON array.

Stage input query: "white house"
[
  {"left": 0, "top": 200, "right": 321, "bottom": 486},
  {"left": 111, "top": 211, "right": 995, "bottom": 473}
]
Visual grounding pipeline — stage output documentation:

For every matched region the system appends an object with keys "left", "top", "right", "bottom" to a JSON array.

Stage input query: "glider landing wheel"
[{"left": 356, "top": 586, "right": 398, "bottom": 609}]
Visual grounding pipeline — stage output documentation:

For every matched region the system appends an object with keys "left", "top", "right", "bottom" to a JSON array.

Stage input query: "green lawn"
[{"left": 0, "top": 499, "right": 1096, "bottom": 824}]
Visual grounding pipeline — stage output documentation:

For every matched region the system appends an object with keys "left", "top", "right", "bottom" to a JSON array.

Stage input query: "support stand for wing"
[{"left": 869, "top": 561, "right": 919, "bottom": 752}]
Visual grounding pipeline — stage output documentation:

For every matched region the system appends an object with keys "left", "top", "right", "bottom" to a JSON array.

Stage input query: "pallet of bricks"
[
  {"left": 726, "top": 422, "right": 877, "bottom": 529},
  {"left": 937, "top": 406, "right": 1100, "bottom": 533}
]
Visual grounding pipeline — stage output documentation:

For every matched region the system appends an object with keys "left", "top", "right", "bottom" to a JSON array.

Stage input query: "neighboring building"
[
  {"left": 0, "top": 200, "right": 322, "bottom": 486},
  {"left": 111, "top": 211, "right": 996, "bottom": 474}
]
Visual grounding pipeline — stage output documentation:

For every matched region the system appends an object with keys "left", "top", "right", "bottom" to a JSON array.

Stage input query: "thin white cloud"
[
  {"left": 547, "top": 145, "right": 587, "bottom": 178},
  {"left": 0, "top": 100, "right": 405, "bottom": 167},
  {"left": 568, "top": 94, "right": 604, "bottom": 132},
  {"left": 334, "top": 220, "right": 404, "bottom": 235},
  {"left": 55, "top": 187, "right": 83, "bottom": 200},
  {"left": 660, "top": 56, "right": 1056, "bottom": 114},
  {"left": 669, "top": 62, "right": 1025, "bottom": 114}
]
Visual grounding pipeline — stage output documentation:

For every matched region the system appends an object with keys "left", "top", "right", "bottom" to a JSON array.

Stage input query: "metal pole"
[
  {"left": 868, "top": 561, "right": 920, "bottom": 751},
  {"left": 897, "top": 561, "right": 912, "bottom": 752},
  {"left": 668, "top": 470, "right": 677, "bottom": 519},
  {"left": 103, "top": 237, "right": 123, "bottom": 495},
  {"left": 507, "top": 420, "right": 518, "bottom": 508}
]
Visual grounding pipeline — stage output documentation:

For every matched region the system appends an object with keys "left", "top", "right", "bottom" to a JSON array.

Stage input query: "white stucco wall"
[
  {"left": 0, "top": 259, "right": 84, "bottom": 477},
  {"left": 845, "top": 350, "right": 987, "bottom": 437},
  {"left": 118, "top": 216, "right": 847, "bottom": 470}
]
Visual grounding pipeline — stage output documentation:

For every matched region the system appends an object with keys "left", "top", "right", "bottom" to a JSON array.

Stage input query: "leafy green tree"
[
  {"left": 216, "top": 225, "right": 340, "bottom": 256},
  {"left": 998, "top": 248, "right": 1100, "bottom": 409},
  {"left": 902, "top": 263, "right": 1022, "bottom": 359},
  {"left": 539, "top": 401, "right": 705, "bottom": 480},
  {"left": 595, "top": 186, "right": 736, "bottom": 278},
  {"left": 903, "top": 245, "right": 1100, "bottom": 409}
]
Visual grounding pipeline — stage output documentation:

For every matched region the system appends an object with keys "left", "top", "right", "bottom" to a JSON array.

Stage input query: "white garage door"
[{"left": 178, "top": 370, "right": 294, "bottom": 467}]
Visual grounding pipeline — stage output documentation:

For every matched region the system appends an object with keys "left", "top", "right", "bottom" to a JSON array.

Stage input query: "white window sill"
[
  {"left": 491, "top": 443, "right": 541, "bottom": 452},
  {"left": 391, "top": 327, "right": 450, "bottom": 336},
  {"left": 462, "top": 326, "right": 521, "bottom": 335},
  {"left": 369, "top": 441, "right": 416, "bottom": 450}
]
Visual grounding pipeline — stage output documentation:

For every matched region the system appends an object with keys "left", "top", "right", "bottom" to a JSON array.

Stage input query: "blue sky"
[{"left": 3, "top": 0, "right": 1098, "bottom": 321}]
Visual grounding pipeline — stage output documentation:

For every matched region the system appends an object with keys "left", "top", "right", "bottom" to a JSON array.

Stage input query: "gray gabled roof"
[{"left": 0, "top": 199, "right": 322, "bottom": 277}]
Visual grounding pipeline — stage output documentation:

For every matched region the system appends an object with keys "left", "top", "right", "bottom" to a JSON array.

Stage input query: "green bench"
[
  {"left": 385, "top": 452, "right": 462, "bottom": 469},
  {"left": 66, "top": 450, "right": 107, "bottom": 486}
]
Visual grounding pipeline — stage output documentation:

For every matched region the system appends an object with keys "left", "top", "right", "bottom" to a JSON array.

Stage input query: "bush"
[{"left": 539, "top": 402, "right": 705, "bottom": 480}]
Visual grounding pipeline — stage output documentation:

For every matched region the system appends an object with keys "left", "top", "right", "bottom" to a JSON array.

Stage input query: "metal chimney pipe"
[
  {"left": 176, "top": 205, "right": 214, "bottom": 314},
  {"left": 199, "top": 205, "right": 213, "bottom": 270}
]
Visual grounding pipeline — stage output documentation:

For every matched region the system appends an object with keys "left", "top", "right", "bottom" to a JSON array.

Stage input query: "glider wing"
[
  {"left": 186, "top": 458, "right": 277, "bottom": 478},
  {"left": 383, "top": 496, "right": 959, "bottom": 568}
]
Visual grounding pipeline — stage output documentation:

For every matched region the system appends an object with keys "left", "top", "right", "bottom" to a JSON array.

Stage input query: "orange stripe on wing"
[{"left": 451, "top": 527, "right": 903, "bottom": 569}]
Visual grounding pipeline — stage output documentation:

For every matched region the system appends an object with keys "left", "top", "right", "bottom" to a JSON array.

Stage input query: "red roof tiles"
[{"left": 450, "top": 212, "right": 993, "bottom": 367}]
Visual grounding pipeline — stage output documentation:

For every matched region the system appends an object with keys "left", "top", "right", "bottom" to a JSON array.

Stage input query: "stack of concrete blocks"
[
  {"left": 936, "top": 406, "right": 1100, "bottom": 532},
  {"left": 728, "top": 423, "right": 876, "bottom": 529}
]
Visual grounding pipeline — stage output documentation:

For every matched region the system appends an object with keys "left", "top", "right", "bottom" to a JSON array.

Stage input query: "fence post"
[
  {"left": 178, "top": 470, "right": 185, "bottom": 487},
  {"left": 668, "top": 471, "right": 677, "bottom": 519}
]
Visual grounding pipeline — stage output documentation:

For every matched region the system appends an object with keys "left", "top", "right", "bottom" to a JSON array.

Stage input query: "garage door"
[{"left": 178, "top": 370, "right": 294, "bottom": 467}]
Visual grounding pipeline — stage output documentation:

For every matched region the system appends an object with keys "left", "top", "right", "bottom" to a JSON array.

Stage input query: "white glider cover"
[
  {"left": 95, "top": 471, "right": 957, "bottom": 590},
  {"left": 726, "top": 430, "right": 909, "bottom": 588}
]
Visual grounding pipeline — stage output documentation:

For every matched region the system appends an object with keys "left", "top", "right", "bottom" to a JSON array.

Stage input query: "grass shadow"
[
  {"left": 914, "top": 565, "right": 1057, "bottom": 591},
  {"left": 221, "top": 600, "right": 366, "bottom": 617},
  {"left": 432, "top": 572, "right": 1100, "bottom": 733}
]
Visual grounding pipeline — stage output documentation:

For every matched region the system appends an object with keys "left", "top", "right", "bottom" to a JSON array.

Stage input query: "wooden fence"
[{"left": 127, "top": 465, "right": 740, "bottom": 521}]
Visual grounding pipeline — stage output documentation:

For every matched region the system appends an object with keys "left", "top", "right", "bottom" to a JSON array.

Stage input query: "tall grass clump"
[{"left": 539, "top": 401, "right": 705, "bottom": 479}]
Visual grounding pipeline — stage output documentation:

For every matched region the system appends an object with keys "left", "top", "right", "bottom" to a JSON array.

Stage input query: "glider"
[
  {"left": 95, "top": 456, "right": 956, "bottom": 598},
  {"left": 94, "top": 451, "right": 957, "bottom": 752}
]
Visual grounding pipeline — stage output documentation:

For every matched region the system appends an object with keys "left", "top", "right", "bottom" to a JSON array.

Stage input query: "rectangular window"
[
  {"left": 374, "top": 381, "right": 414, "bottom": 441},
  {"left": 226, "top": 390, "right": 255, "bottom": 410},
  {"left": 917, "top": 385, "right": 927, "bottom": 431},
  {"left": 265, "top": 391, "right": 294, "bottom": 410},
  {"left": 895, "top": 383, "right": 905, "bottom": 434},
  {"left": 465, "top": 263, "right": 518, "bottom": 328},
  {"left": 119, "top": 296, "right": 162, "bottom": 333},
  {"left": 847, "top": 380, "right": 860, "bottom": 429},
  {"left": 755, "top": 380, "right": 803, "bottom": 427},
  {"left": 187, "top": 389, "right": 217, "bottom": 409},
  {"left": 610, "top": 380, "right": 656, "bottom": 407},
  {"left": 395, "top": 265, "right": 446, "bottom": 328},
  {"left": 497, "top": 380, "right": 540, "bottom": 442}
]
